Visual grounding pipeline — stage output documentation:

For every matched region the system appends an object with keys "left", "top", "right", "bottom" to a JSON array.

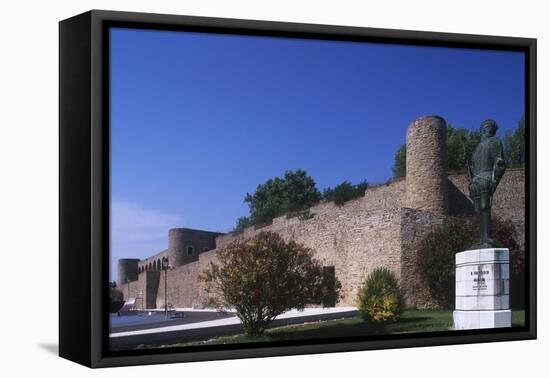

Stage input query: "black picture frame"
[{"left": 59, "top": 9, "right": 537, "bottom": 368}]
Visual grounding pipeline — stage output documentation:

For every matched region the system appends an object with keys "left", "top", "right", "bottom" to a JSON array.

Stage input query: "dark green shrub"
[
  {"left": 110, "top": 286, "right": 123, "bottom": 302},
  {"left": 323, "top": 180, "right": 368, "bottom": 206},
  {"left": 417, "top": 216, "right": 524, "bottom": 309},
  {"left": 357, "top": 267, "right": 405, "bottom": 324},
  {"left": 109, "top": 286, "right": 124, "bottom": 313}
]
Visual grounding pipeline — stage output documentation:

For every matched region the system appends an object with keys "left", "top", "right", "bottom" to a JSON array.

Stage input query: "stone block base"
[{"left": 453, "top": 310, "right": 511, "bottom": 330}]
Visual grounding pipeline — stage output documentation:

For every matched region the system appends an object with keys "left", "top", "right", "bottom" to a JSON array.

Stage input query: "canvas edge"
[
  {"left": 57, "top": 9, "right": 537, "bottom": 369},
  {"left": 59, "top": 10, "right": 93, "bottom": 367}
]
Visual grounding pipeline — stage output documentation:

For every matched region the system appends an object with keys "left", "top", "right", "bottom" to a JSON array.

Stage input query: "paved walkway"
[
  {"left": 109, "top": 307, "right": 357, "bottom": 351},
  {"left": 110, "top": 310, "right": 235, "bottom": 333}
]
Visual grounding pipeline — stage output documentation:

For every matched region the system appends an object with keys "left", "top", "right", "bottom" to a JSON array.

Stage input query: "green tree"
[
  {"left": 446, "top": 125, "right": 480, "bottom": 173},
  {"left": 503, "top": 117, "right": 525, "bottom": 167},
  {"left": 201, "top": 231, "right": 341, "bottom": 337},
  {"left": 233, "top": 216, "right": 252, "bottom": 232},
  {"left": 244, "top": 169, "right": 321, "bottom": 225},
  {"left": 392, "top": 144, "right": 406, "bottom": 178},
  {"left": 323, "top": 180, "right": 368, "bottom": 206}
]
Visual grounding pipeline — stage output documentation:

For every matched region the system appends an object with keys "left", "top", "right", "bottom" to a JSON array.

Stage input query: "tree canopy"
[
  {"left": 323, "top": 180, "right": 368, "bottom": 206},
  {"left": 392, "top": 144, "right": 406, "bottom": 178},
  {"left": 234, "top": 171, "right": 372, "bottom": 230},
  {"left": 503, "top": 117, "right": 525, "bottom": 168},
  {"left": 446, "top": 125, "right": 481, "bottom": 173},
  {"left": 235, "top": 169, "right": 321, "bottom": 230}
]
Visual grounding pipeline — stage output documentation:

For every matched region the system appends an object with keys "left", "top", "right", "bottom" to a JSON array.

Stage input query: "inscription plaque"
[{"left": 453, "top": 248, "right": 511, "bottom": 329}]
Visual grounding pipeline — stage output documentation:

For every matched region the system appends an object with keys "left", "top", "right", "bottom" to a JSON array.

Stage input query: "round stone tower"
[
  {"left": 405, "top": 115, "right": 448, "bottom": 214},
  {"left": 168, "top": 228, "right": 189, "bottom": 267},
  {"left": 168, "top": 228, "right": 221, "bottom": 267},
  {"left": 117, "top": 258, "right": 139, "bottom": 285}
]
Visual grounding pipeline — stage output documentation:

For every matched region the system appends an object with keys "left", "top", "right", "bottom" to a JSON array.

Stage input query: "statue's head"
[{"left": 480, "top": 119, "right": 498, "bottom": 139}]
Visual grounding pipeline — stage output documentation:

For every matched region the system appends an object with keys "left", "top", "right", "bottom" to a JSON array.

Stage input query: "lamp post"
[
  {"left": 126, "top": 278, "right": 130, "bottom": 300},
  {"left": 162, "top": 256, "right": 169, "bottom": 318}
]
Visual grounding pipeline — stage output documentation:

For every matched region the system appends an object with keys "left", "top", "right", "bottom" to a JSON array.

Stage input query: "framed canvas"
[{"left": 59, "top": 10, "right": 537, "bottom": 368}]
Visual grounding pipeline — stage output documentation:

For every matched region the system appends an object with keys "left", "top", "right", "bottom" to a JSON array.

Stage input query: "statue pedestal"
[{"left": 453, "top": 248, "right": 511, "bottom": 330}]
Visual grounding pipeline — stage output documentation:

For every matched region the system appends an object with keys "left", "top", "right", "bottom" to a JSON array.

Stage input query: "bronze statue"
[{"left": 465, "top": 119, "right": 507, "bottom": 249}]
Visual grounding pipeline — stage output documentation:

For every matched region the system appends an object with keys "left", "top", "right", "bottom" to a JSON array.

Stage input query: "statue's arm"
[
  {"left": 492, "top": 140, "right": 507, "bottom": 191},
  {"left": 464, "top": 145, "right": 473, "bottom": 183}
]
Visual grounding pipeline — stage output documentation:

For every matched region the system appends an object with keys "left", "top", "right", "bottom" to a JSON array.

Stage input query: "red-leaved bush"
[{"left": 201, "top": 231, "right": 341, "bottom": 337}]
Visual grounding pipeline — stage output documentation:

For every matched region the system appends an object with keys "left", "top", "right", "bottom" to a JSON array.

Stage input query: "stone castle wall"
[
  {"left": 211, "top": 205, "right": 452, "bottom": 308},
  {"left": 118, "top": 114, "right": 526, "bottom": 311},
  {"left": 121, "top": 270, "right": 161, "bottom": 309},
  {"left": 448, "top": 168, "right": 525, "bottom": 221},
  {"left": 120, "top": 168, "right": 525, "bottom": 309},
  {"left": 156, "top": 262, "right": 200, "bottom": 309},
  {"left": 138, "top": 250, "right": 167, "bottom": 273},
  {"left": 212, "top": 205, "right": 404, "bottom": 307}
]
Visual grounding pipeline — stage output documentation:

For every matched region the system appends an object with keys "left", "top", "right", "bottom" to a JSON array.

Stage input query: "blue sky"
[{"left": 109, "top": 27, "right": 524, "bottom": 278}]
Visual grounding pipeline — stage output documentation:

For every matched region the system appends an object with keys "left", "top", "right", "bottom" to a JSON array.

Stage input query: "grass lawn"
[{"left": 170, "top": 309, "right": 525, "bottom": 347}]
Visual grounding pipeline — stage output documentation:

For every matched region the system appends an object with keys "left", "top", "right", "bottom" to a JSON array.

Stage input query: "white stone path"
[{"left": 110, "top": 307, "right": 357, "bottom": 338}]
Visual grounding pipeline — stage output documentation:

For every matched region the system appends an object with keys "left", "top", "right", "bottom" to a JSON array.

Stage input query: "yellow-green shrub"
[{"left": 357, "top": 267, "right": 405, "bottom": 324}]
